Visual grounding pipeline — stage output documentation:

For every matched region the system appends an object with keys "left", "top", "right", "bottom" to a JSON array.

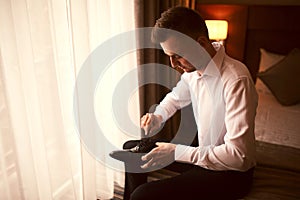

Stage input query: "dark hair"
[{"left": 152, "top": 6, "right": 209, "bottom": 43}]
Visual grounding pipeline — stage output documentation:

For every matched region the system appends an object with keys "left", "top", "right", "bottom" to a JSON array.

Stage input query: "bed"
[{"left": 241, "top": 5, "right": 300, "bottom": 200}]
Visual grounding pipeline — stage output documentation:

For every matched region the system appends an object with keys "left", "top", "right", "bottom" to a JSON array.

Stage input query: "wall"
[{"left": 196, "top": 4, "right": 248, "bottom": 61}]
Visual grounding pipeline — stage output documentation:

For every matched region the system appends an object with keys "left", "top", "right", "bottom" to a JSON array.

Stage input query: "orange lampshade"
[{"left": 205, "top": 20, "right": 228, "bottom": 40}]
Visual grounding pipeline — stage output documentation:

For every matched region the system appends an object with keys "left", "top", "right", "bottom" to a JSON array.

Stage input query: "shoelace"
[{"left": 130, "top": 138, "right": 156, "bottom": 153}]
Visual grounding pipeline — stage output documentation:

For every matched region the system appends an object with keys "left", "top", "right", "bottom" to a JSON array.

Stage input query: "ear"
[{"left": 196, "top": 36, "right": 210, "bottom": 47}]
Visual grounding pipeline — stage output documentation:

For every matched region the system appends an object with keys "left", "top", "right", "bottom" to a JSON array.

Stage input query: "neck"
[
  {"left": 196, "top": 43, "right": 217, "bottom": 75},
  {"left": 205, "top": 43, "right": 217, "bottom": 58}
]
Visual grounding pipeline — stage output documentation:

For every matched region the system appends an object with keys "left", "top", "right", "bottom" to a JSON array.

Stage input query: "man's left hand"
[{"left": 141, "top": 142, "right": 176, "bottom": 169}]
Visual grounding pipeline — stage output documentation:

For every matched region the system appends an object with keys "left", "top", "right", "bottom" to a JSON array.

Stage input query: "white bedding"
[{"left": 255, "top": 89, "right": 300, "bottom": 149}]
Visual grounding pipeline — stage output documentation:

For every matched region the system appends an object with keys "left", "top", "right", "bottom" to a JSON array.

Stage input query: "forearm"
[
  {"left": 154, "top": 97, "right": 179, "bottom": 122},
  {"left": 174, "top": 134, "right": 256, "bottom": 171},
  {"left": 154, "top": 79, "right": 191, "bottom": 121}
]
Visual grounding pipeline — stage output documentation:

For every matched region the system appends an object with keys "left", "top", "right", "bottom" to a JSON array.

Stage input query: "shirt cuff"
[
  {"left": 153, "top": 106, "right": 168, "bottom": 123},
  {"left": 175, "top": 144, "right": 194, "bottom": 163}
]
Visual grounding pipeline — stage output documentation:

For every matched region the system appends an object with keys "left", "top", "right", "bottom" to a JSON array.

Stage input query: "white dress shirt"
[{"left": 154, "top": 43, "right": 258, "bottom": 171}]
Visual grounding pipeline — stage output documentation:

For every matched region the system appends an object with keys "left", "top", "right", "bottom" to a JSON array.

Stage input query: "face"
[
  {"left": 165, "top": 52, "right": 196, "bottom": 73},
  {"left": 160, "top": 36, "right": 197, "bottom": 73}
]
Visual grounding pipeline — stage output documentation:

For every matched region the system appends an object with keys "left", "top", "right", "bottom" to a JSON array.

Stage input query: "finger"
[
  {"left": 156, "top": 142, "right": 169, "bottom": 146},
  {"left": 141, "top": 146, "right": 158, "bottom": 161},
  {"left": 141, "top": 155, "right": 148, "bottom": 161},
  {"left": 141, "top": 158, "right": 155, "bottom": 169},
  {"left": 155, "top": 142, "right": 164, "bottom": 147},
  {"left": 140, "top": 121, "right": 146, "bottom": 130},
  {"left": 144, "top": 113, "right": 152, "bottom": 125},
  {"left": 140, "top": 114, "right": 148, "bottom": 126},
  {"left": 141, "top": 152, "right": 151, "bottom": 161},
  {"left": 144, "top": 124, "right": 150, "bottom": 135},
  {"left": 144, "top": 114, "right": 153, "bottom": 135},
  {"left": 141, "top": 115, "right": 149, "bottom": 134},
  {"left": 144, "top": 127, "right": 149, "bottom": 135}
]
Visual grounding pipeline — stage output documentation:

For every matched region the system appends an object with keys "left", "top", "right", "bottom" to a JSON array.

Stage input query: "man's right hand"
[{"left": 140, "top": 113, "right": 163, "bottom": 135}]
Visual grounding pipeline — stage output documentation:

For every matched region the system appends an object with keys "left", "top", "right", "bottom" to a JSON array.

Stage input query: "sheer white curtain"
[{"left": 0, "top": 0, "right": 139, "bottom": 199}]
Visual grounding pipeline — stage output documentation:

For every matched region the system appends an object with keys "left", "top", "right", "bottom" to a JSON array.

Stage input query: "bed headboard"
[{"left": 243, "top": 6, "right": 300, "bottom": 81}]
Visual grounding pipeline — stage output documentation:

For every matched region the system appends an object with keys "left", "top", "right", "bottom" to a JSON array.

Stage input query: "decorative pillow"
[
  {"left": 258, "top": 48, "right": 285, "bottom": 72},
  {"left": 256, "top": 49, "right": 285, "bottom": 95},
  {"left": 257, "top": 48, "right": 300, "bottom": 106}
]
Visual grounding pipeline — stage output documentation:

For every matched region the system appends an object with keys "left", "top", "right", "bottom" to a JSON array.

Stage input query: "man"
[{"left": 126, "top": 6, "right": 257, "bottom": 200}]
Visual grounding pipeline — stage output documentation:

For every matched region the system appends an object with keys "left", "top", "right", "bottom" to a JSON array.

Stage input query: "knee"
[{"left": 130, "top": 184, "right": 153, "bottom": 200}]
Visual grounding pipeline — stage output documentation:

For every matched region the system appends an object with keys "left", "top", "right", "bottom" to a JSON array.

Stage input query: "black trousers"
[{"left": 123, "top": 141, "right": 254, "bottom": 200}]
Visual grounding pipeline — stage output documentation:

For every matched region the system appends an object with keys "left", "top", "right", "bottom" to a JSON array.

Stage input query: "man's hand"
[
  {"left": 140, "top": 113, "right": 163, "bottom": 135},
  {"left": 141, "top": 142, "right": 176, "bottom": 169}
]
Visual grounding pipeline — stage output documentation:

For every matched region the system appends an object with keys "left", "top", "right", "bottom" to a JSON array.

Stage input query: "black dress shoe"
[
  {"left": 128, "top": 138, "right": 157, "bottom": 153},
  {"left": 109, "top": 138, "right": 157, "bottom": 162}
]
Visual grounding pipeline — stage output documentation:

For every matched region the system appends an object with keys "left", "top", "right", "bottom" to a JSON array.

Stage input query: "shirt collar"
[{"left": 199, "top": 42, "right": 225, "bottom": 77}]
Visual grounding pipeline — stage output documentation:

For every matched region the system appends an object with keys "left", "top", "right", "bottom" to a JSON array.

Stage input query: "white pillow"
[{"left": 256, "top": 48, "right": 285, "bottom": 95}]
